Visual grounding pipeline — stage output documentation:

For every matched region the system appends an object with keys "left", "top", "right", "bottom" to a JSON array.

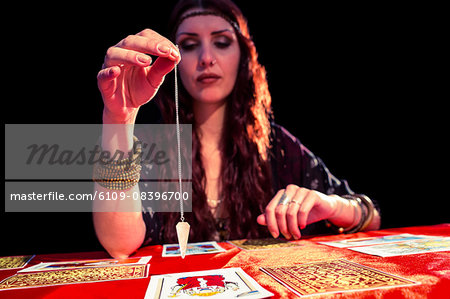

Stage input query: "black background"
[{"left": 2, "top": 1, "right": 447, "bottom": 256}]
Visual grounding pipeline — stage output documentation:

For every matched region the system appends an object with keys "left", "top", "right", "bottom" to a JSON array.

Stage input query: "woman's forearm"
[
  {"left": 93, "top": 121, "right": 145, "bottom": 259},
  {"left": 93, "top": 184, "right": 146, "bottom": 259}
]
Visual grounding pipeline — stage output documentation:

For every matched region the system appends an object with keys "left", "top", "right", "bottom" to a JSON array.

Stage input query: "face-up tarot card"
[
  {"left": 145, "top": 267, "right": 273, "bottom": 298},
  {"left": 0, "top": 255, "right": 34, "bottom": 270},
  {"left": 349, "top": 237, "right": 450, "bottom": 257},
  {"left": 318, "top": 234, "right": 440, "bottom": 248},
  {"left": 162, "top": 241, "right": 225, "bottom": 257},
  {"left": 0, "top": 264, "right": 149, "bottom": 291},
  {"left": 228, "top": 238, "right": 300, "bottom": 250},
  {"left": 260, "top": 259, "right": 417, "bottom": 297},
  {"left": 19, "top": 256, "right": 151, "bottom": 273}
]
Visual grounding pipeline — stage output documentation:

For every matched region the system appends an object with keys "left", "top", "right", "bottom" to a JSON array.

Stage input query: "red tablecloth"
[{"left": 1, "top": 224, "right": 449, "bottom": 298}]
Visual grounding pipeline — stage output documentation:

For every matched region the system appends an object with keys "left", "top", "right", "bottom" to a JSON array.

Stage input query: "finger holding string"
[
  {"left": 103, "top": 29, "right": 179, "bottom": 69},
  {"left": 98, "top": 29, "right": 181, "bottom": 116},
  {"left": 135, "top": 29, "right": 181, "bottom": 89},
  {"left": 99, "top": 29, "right": 180, "bottom": 87}
]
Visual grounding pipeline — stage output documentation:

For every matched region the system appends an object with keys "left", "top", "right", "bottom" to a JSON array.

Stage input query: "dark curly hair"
[{"left": 154, "top": 0, "right": 274, "bottom": 243}]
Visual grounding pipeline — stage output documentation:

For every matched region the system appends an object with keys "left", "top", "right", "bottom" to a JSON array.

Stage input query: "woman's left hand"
[{"left": 257, "top": 184, "right": 338, "bottom": 240}]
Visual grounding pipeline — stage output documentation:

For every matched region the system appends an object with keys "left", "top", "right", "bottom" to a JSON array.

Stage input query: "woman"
[{"left": 94, "top": 0, "right": 380, "bottom": 259}]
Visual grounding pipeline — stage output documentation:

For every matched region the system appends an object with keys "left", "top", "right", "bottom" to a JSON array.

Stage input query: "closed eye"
[
  {"left": 179, "top": 39, "right": 198, "bottom": 51},
  {"left": 214, "top": 36, "right": 232, "bottom": 49}
]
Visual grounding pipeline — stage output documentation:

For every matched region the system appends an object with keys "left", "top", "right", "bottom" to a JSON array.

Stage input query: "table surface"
[{"left": 1, "top": 224, "right": 449, "bottom": 298}]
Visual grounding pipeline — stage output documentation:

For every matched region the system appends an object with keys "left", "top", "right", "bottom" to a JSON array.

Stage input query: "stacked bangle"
[
  {"left": 93, "top": 136, "right": 142, "bottom": 190},
  {"left": 356, "top": 194, "right": 375, "bottom": 232},
  {"left": 326, "top": 194, "right": 375, "bottom": 234}
]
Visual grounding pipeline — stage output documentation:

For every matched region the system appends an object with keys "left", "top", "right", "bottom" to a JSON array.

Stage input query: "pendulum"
[
  {"left": 174, "top": 55, "right": 190, "bottom": 259},
  {"left": 174, "top": 58, "right": 190, "bottom": 259},
  {"left": 176, "top": 221, "right": 190, "bottom": 259}
]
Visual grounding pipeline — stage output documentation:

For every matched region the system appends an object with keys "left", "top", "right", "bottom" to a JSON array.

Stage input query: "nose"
[{"left": 198, "top": 45, "right": 217, "bottom": 68}]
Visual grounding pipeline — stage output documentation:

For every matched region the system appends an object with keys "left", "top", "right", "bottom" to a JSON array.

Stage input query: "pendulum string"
[
  {"left": 174, "top": 57, "right": 183, "bottom": 221},
  {"left": 174, "top": 50, "right": 190, "bottom": 259}
]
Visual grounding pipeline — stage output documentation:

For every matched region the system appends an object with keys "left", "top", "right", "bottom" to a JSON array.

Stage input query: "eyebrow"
[{"left": 176, "top": 29, "right": 233, "bottom": 38}]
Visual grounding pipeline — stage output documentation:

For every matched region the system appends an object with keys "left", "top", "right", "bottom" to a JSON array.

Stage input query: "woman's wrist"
[
  {"left": 327, "top": 195, "right": 361, "bottom": 232},
  {"left": 327, "top": 194, "right": 377, "bottom": 234},
  {"left": 103, "top": 108, "right": 139, "bottom": 125}
]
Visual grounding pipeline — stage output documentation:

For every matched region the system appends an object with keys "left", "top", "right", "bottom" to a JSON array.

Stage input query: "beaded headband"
[{"left": 174, "top": 10, "right": 242, "bottom": 35}]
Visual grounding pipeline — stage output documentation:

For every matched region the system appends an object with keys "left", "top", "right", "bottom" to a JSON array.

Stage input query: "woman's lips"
[{"left": 197, "top": 73, "right": 221, "bottom": 84}]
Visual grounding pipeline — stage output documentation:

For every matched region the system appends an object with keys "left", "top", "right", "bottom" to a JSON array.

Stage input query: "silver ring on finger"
[
  {"left": 288, "top": 200, "right": 301, "bottom": 206},
  {"left": 277, "top": 192, "right": 290, "bottom": 206}
]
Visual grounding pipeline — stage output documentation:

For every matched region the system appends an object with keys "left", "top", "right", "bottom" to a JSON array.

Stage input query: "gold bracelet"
[
  {"left": 357, "top": 194, "right": 375, "bottom": 231},
  {"left": 93, "top": 136, "right": 142, "bottom": 190},
  {"left": 326, "top": 194, "right": 374, "bottom": 234}
]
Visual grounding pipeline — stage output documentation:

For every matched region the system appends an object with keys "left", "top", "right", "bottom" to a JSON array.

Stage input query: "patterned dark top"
[{"left": 140, "top": 123, "right": 378, "bottom": 245}]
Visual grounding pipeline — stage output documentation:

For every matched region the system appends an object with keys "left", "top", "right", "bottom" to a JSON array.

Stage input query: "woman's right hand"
[{"left": 97, "top": 29, "right": 180, "bottom": 124}]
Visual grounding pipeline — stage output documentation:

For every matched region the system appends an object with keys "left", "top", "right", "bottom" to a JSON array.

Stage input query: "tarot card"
[
  {"left": 19, "top": 256, "right": 151, "bottom": 273},
  {"left": 228, "top": 238, "right": 300, "bottom": 250},
  {"left": 162, "top": 241, "right": 226, "bottom": 257},
  {"left": 349, "top": 237, "right": 450, "bottom": 257},
  {"left": 260, "top": 259, "right": 417, "bottom": 297},
  {"left": 0, "top": 255, "right": 34, "bottom": 270},
  {"left": 0, "top": 264, "right": 148, "bottom": 291},
  {"left": 319, "top": 234, "right": 440, "bottom": 248},
  {"left": 145, "top": 267, "right": 273, "bottom": 298}
]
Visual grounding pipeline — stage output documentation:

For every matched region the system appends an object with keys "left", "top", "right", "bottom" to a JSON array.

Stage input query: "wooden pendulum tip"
[{"left": 176, "top": 221, "right": 190, "bottom": 259}]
